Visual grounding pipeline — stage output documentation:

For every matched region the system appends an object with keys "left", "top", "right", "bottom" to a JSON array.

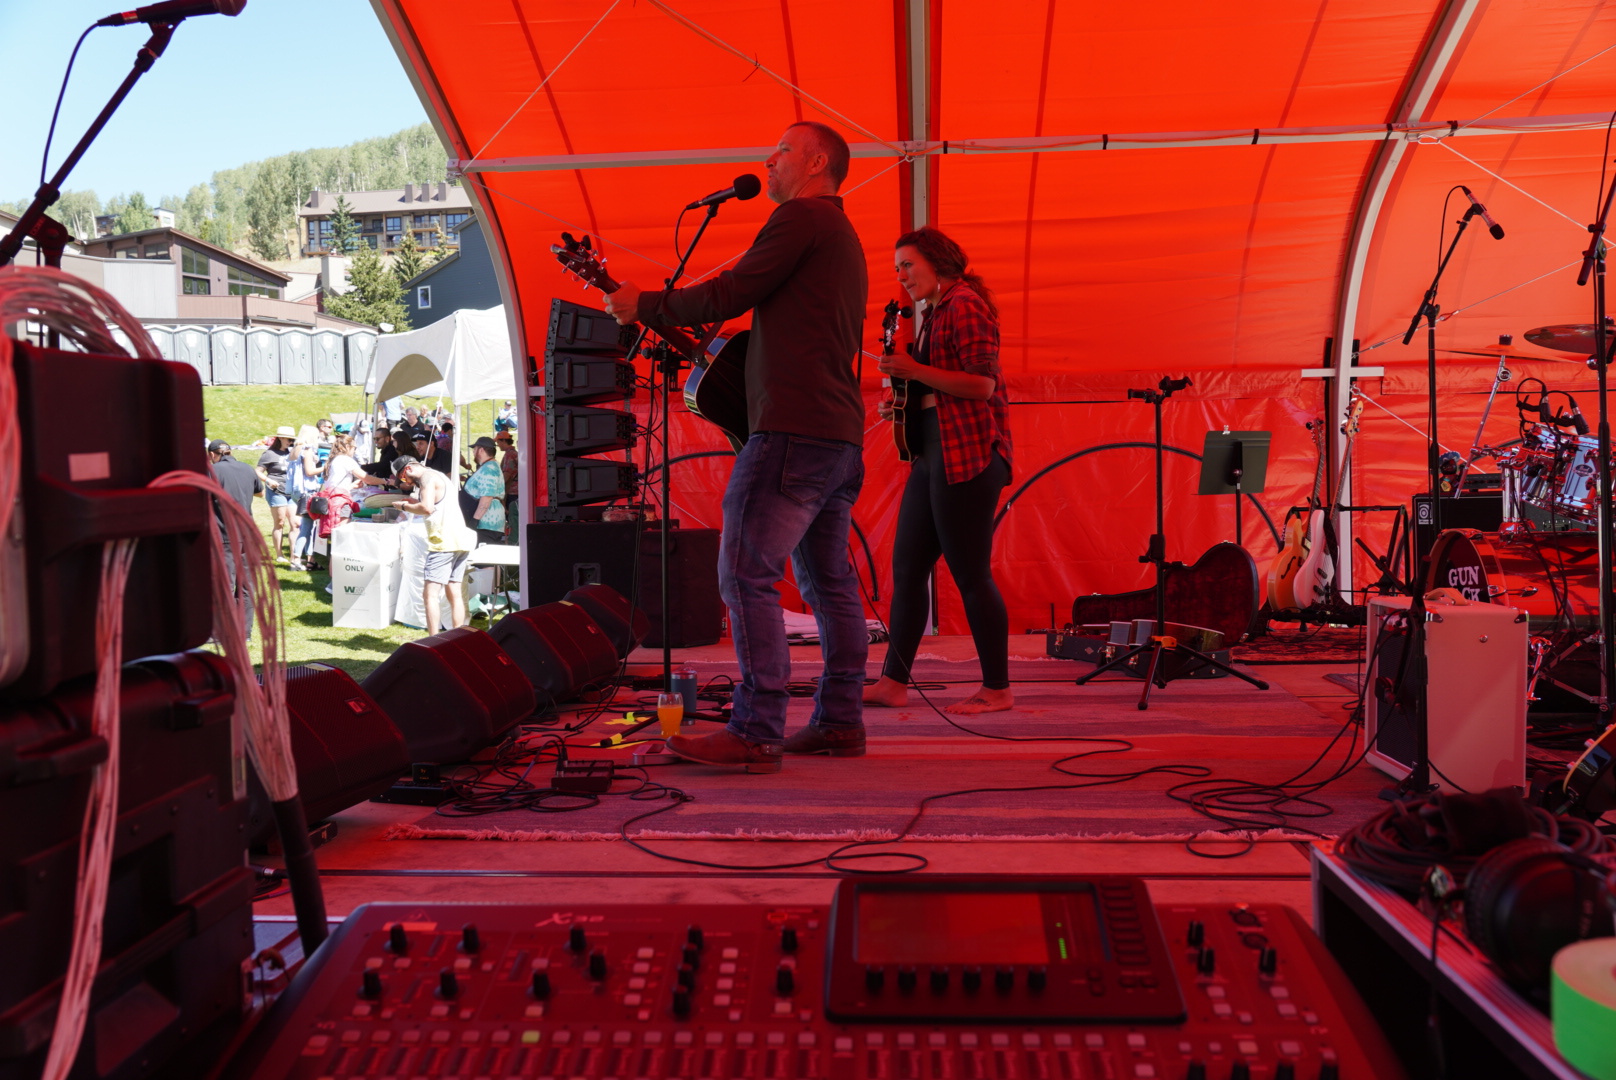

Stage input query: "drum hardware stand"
[
  {"left": 1453, "top": 337, "right": 1514, "bottom": 497},
  {"left": 1576, "top": 168, "right": 1616, "bottom": 712},
  {"left": 1075, "top": 377, "right": 1270, "bottom": 710}
]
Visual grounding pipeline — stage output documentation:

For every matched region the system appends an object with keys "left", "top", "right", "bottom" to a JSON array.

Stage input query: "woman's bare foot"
[
  {"left": 863, "top": 676, "right": 909, "bottom": 707},
  {"left": 944, "top": 686, "right": 1014, "bottom": 715}
]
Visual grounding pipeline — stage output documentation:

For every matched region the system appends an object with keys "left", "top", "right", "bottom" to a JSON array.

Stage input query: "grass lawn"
[{"left": 205, "top": 384, "right": 516, "bottom": 681}]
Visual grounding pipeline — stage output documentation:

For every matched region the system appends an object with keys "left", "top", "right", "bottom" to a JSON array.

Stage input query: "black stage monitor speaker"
[
  {"left": 526, "top": 522, "right": 724, "bottom": 647},
  {"left": 246, "top": 663, "right": 410, "bottom": 846},
  {"left": 490, "top": 601, "right": 620, "bottom": 704},
  {"left": 3, "top": 342, "right": 214, "bottom": 702},
  {"left": 360, "top": 628, "right": 536, "bottom": 764},
  {"left": 0, "top": 650, "right": 252, "bottom": 1080},
  {"left": 1411, "top": 492, "right": 1503, "bottom": 564},
  {"left": 563, "top": 583, "right": 650, "bottom": 658}
]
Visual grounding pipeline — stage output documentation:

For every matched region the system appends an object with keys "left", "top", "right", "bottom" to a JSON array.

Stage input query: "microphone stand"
[
  {"left": 0, "top": 21, "right": 177, "bottom": 266},
  {"left": 1392, "top": 201, "right": 1482, "bottom": 792},
  {"left": 1577, "top": 172, "right": 1616, "bottom": 713}
]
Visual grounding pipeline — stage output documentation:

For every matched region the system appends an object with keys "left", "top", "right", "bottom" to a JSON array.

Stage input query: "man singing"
[{"left": 604, "top": 121, "right": 869, "bottom": 774}]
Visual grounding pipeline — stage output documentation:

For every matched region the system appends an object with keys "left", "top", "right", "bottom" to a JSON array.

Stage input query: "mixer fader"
[{"left": 226, "top": 876, "right": 1403, "bottom": 1080}]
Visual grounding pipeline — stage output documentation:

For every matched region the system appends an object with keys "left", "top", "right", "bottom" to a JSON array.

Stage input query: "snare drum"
[
  {"left": 1424, "top": 528, "right": 1601, "bottom": 631},
  {"left": 1553, "top": 435, "right": 1607, "bottom": 522}
]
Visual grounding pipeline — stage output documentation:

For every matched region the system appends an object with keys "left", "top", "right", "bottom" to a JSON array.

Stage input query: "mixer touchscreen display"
[{"left": 853, "top": 888, "right": 1102, "bottom": 965}]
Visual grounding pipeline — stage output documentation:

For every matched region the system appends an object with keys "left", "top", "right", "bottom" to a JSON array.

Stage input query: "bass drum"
[{"left": 1424, "top": 528, "right": 1600, "bottom": 633}]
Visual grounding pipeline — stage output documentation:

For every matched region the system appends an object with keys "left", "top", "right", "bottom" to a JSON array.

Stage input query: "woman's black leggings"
[{"left": 881, "top": 408, "right": 1011, "bottom": 690}]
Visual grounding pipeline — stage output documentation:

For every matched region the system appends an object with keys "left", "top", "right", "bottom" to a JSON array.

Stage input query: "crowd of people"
[{"left": 211, "top": 403, "right": 519, "bottom": 633}]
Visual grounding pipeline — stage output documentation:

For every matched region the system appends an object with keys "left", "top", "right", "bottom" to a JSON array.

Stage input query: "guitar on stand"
[
  {"left": 1292, "top": 397, "right": 1365, "bottom": 611},
  {"left": 1266, "top": 420, "right": 1327, "bottom": 612},
  {"left": 879, "top": 298, "right": 918, "bottom": 460},
  {"left": 551, "top": 232, "right": 751, "bottom": 452}
]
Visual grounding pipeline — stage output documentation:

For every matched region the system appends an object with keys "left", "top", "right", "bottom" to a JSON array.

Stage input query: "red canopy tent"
[{"left": 372, "top": 0, "right": 1616, "bottom": 634}]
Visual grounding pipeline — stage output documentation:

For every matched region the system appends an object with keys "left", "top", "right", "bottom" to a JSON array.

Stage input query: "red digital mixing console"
[{"left": 225, "top": 877, "right": 1404, "bottom": 1080}]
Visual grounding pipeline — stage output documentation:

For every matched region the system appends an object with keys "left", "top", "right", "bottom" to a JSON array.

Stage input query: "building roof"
[
  {"left": 299, "top": 184, "right": 475, "bottom": 219},
  {"left": 84, "top": 226, "right": 292, "bottom": 283},
  {"left": 401, "top": 218, "right": 482, "bottom": 288}
]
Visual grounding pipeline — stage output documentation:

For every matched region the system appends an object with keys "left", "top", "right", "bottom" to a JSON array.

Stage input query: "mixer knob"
[
  {"left": 1026, "top": 966, "right": 1047, "bottom": 992},
  {"left": 1183, "top": 1062, "right": 1206, "bottom": 1080},
  {"left": 461, "top": 923, "right": 481, "bottom": 953},
  {"left": 994, "top": 967, "right": 1014, "bottom": 993},
  {"left": 781, "top": 927, "right": 799, "bottom": 953},
  {"left": 1273, "top": 1065, "right": 1295, "bottom": 1080},
  {"left": 672, "top": 987, "right": 692, "bottom": 1018},
  {"left": 1186, "top": 920, "right": 1205, "bottom": 947},
  {"left": 531, "top": 970, "right": 552, "bottom": 998},
  {"left": 864, "top": 966, "right": 885, "bottom": 992},
  {"left": 677, "top": 963, "right": 696, "bottom": 989},
  {"left": 387, "top": 924, "right": 408, "bottom": 954},
  {"left": 929, "top": 967, "right": 949, "bottom": 994},
  {"left": 1258, "top": 946, "right": 1277, "bottom": 975},
  {"left": 1227, "top": 1063, "right": 1250, "bottom": 1080},
  {"left": 897, "top": 966, "right": 918, "bottom": 992},
  {"left": 961, "top": 967, "right": 982, "bottom": 993},
  {"left": 683, "top": 944, "right": 701, "bottom": 968},
  {"left": 589, "top": 949, "right": 608, "bottom": 981},
  {"left": 1316, "top": 1066, "right": 1338, "bottom": 1080},
  {"left": 438, "top": 968, "right": 459, "bottom": 999},
  {"left": 569, "top": 925, "right": 588, "bottom": 953},
  {"left": 776, "top": 965, "right": 796, "bottom": 995},
  {"left": 687, "top": 925, "right": 705, "bottom": 950},
  {"left": 360, "top": 969, "right": 383, "bottom": 1000},
  {"left": 1196, "top": 946, "right": 1216, "bottom": 975}
]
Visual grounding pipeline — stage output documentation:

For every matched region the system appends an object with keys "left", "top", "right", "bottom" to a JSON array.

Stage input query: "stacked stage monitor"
[{"left": 542, "top": 299, "right": 638, "bottom": 517}]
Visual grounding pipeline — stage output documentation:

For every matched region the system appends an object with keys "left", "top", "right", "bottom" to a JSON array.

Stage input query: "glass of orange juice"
[{"left": 657, "top": 692, "right": 684, "bottom": 737}]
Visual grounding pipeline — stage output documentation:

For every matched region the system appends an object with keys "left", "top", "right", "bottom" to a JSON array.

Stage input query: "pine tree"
[
  {"left": 429, "top": 218, "right": 451, "bottom": 263},
  {"left": 112, "top": 191, "right": 157, "bottom": 234},
  {"left": 329, "top": 195, "right": 359, "bottom": 254},
  {"left": 391, "top": 228, "right": 427, "bottom": 284},
  {"left": 324, "top": 241, "right": 410, "bottom": 330}
]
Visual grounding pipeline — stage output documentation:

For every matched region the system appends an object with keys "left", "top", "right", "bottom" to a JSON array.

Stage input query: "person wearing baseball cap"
[
  {"left": 208, "top": 438, "right": 261, "bottom": 635},
  {"left": 392, "top": 454, "right": 476, "bottom": 636},
  {"left": 256, "top": 426, "right": 298, "bottom": 563},
  {"left": 464, "top": 436, "right": 507, "bottom": 546}
]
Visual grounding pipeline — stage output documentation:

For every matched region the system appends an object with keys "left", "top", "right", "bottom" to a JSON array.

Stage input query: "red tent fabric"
[{"left": 374, "top": 0, "right": 1616, "bottom": 633}]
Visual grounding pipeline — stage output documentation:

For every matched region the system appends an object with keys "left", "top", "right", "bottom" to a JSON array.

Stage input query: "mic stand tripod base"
[{"left": 1074, "top": 636, "right": 1269, "bottom": 710}]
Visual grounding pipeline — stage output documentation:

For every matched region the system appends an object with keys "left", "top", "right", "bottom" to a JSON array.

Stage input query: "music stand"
[{"left": 1198, "top": 430, "right": 1270, "bottom": 546}]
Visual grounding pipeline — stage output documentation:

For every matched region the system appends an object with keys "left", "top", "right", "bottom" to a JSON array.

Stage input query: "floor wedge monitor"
[
  {"left": 360, "top": 628, "right": 536, "bottom": 763},
  {"left": 490, "top": 601, "right": 620, "bottom": 705}
]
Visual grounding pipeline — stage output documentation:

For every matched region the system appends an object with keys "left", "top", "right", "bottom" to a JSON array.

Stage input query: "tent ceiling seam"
[{"left": 449, "top": 110, "right": 1612, "bottom": 173}]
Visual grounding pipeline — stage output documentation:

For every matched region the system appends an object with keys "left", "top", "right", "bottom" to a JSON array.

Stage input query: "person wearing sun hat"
[{"left": 256, "top": 425, "right": 299, "bottom": 563}]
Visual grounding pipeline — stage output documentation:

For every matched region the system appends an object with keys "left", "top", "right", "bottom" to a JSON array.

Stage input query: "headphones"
[{"left": 1464, "top": 836, "right": 1615, "bottom": 994}]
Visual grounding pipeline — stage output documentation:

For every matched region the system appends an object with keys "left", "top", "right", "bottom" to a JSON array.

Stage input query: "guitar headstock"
[
  {"left": 880, "top": 298, "right": 914, "bottom": 356},
  {"left": 1341, "top": 397, "right": 1365, "bottom": 437},
  {"left": 550, "top": 231, "right": 617, "bottom": 294}
]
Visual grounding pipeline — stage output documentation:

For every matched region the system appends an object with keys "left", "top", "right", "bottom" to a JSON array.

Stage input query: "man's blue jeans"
[{"left": 719, "top": 431, "right": 867, "bottom": 745}]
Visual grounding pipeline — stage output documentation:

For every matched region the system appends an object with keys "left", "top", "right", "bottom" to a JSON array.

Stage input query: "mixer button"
[
  {"left": 401, "top": 1030, "right": 422, "bottom": 1044},
  {"left": 371, "top": 1029, "right": 390, "bottom": 1043},
  {"left": 350, "top": 1003, "right": 372, "bottom": 1017},
  {"left": 454, "top": 956, "right": 472, "bottom": 971},
  {"left": 1301, "top": 1011, "right": 1318, "bottom": 1025},
  {"left": 1021, "top": 1034, "right": 1041, "bottom": 1049},
  {"left": 675, "top": 1031, "right": 694, "bottom": 1046},
  {"left": 570, "top": 926, "right": 589, "bottom": 952},
  {"left": 463, "top": 1029, "right": 482, "bottom": 1043},
  {"left": 737, "top": 1032, "right": 756, "bottom": 1047},
  {"left": 835, "top": 1037, "right": 853, "bottom": 1052},
  {"left": 927, "top": 1033, "right": 947, "bottom": 1048},
  {"left": 430, "top": 1003, "right": 450, "bottom": 1018},
  {"left": 525, "top": 1004, "right": 545, "bottom": 1018},
  {"left": 1277, "top": 1042, "right": 1300, "bottom": 1057},
  {"left": 714, "top": 994, "right": 732, "bottom": 1006},
  {"left": 799, "top": 1033, "right": 817, "bottom": 1048},
  {"left": 960, "top": 1034, "right": 979, "bottom": 1049},
  {"left": 1204, "top": 986, "right": 1225, "bottom": 999},
  {"left": 610, "top": 1031, "right": 632, "bottom": 1046},
  {"left": 1235, "top": 1012, "right": 1252, "bottom": 1026},
  {"left": 1133, "top": 1066, "right": 1156, "bottom": 1078},
  {"left": 1052, "top": 1035, "right": 1072, "bottom": 1049},
  {"left": 1276, "top": 1003, "right": 1297, "bottom": 1019},
  {"left": 1126, "top": 1034, "right": 1146, "bottom": 1050},
  {"left": 1211, "top": 1003, "right": 1231, "bottom": 1018},
  {"left": 643, "top": 1031, "right": 663, "bottom": 1045},
  {"left": 1268, "top": 985, "right": 1289, "bottom": 999},
  {"left": 1205, "top": 1042, "right": 1220, "bottom": 1055},
  {"left": 630, "top": 978, "right": 648, "bottom": 990},
  {"left": 633, "top": 962, "right": 651, "bottom": 974},
  {"left": 533, "top": 957, "right": 551, "bottom": 970},
  {"left": 430, "top": 1028, "right": 451, "bottom": 1042},
  {"left": 707, "top": 1032, "right": 726, "bottom": 1046},
  {"left": 716, "top": 978, "right": 734, "bottom": 990},
  {"left": 769, "top": 1032, "right": 788, "bottom": 1047},
  {"left": 897, "top": 1033, "right": 916, "bottom": 1049},
  {"left": 723, "top": 947, "right": 740, "bottom": 960},
  {"left": 522, "top": 1030, "right": 542, "bottom": 1044},
  {"left": 491, "top": 1031, "right": 511, "bottom": 1045},
  {"left": 720, "top": 962, "right": 738, "bottom": 975},
  {"left": 773, "top": 1001, "right": 793, "bottom": 1016},
  {"left": 623, "top": 993, "right": 643, "bottom": 1005},
  {"left": 637, "top": 947, "right": 655, "bottom": 960},
  {"left": 1235, "top": 1040, "right": 1257, "bottom": 1057},
  {"left": 1084, "top": 1035, "right": 1105, "bottom": 1049},
  {"left": 303, "top": 1034, "right": 330, "bottom": 1053}
]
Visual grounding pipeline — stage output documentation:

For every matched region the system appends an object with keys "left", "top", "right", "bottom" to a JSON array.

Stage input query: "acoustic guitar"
[
  {"left": 1290, "top": 397, "right": 1365, "bottom": 610},
  {"left": 879, "top": 299, "right": 917, "bottom": 460},
  {"left": 550, "top": 232, "right": 750, "bottom": 452},
  {"left": 1266, "top": 419, "right": 1326, "bottom": 612}
]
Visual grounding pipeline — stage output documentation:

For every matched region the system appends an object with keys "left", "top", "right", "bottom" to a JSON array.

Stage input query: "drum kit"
[{"left": 1425, "top": 322, "right": 1612, "bottom": 706}]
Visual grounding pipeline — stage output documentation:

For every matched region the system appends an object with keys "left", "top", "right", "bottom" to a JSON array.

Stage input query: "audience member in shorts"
[{"left": 392, "top": 455, "right": 476, "bottom": 636}]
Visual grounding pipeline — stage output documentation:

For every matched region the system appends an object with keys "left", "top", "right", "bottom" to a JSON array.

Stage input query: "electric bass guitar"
[
  {"left": 1266, "top": 419, "right": 1326, "bottom": 612},
  {"left": 879, "top": 299, "right": 917, "bottom": 460},
  {"left": 550, "top": 232, "right": 750, "bottom": 452},
  {"left": 1290, "top": 397, "right": 1364, "bottom": 610}
]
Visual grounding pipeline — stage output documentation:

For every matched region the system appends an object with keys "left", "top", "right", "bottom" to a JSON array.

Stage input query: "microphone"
[
  {"left": 97, "top": 0, "right": 245, "bottom": 26},
  {"left": 685, "top": 174, "right": 762, "bottom": 211},
  {"left": 1568, "top": 396, "right": 1590, "bottom": 435},
  {"left": 1460, "top": 186, "right": 1505, "bottom": 240}
]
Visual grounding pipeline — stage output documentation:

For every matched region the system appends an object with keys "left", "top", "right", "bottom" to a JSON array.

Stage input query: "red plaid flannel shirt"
[{"left": 918, "top": 281, "right": 1012, "bottom": 484}]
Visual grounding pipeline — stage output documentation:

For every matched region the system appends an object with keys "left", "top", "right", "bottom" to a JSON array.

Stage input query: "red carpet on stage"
[{"left": 384, "top": 660, "right": 1387, "bottom": 844}]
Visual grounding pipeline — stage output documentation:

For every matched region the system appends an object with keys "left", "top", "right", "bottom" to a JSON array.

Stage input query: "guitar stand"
[{"left": 1074, "top": 377, "right": 1270, "bottom": 710}]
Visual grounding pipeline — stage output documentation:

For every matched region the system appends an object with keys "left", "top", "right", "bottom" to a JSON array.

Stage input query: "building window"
[
  {"left": 227, "top": 265, "right": 280, "bottom": 298},
  {"left": 180, "top": 247, "right": 210, "bottom": 294},
  {"left": 182, "top": 277, "right": 210, "bottom": 295},
  {"left": 142, "top": 243, "right": 167, "bottom": 258},
  {"left": 445, "top": 212, "right": 469, "bottom": 231},
  {"left": 385, "top": 234, "right": 403, "bottom": 248},
  {"left": 307, "top": 221, "right": 321, "bottom": 250},
  {"left": 413, "top": 213, "right": 438, "bottom": 227},
  {"left": 385, "top": 216, "right": 401, "bottom": 231},
  {"left": 119, "top": 248, "right": 139, "bottom": 259},
  {"left": 362, "top": 218, "right": 381, "bottom": 232},
  {"left": 417, "top": 285, "right": 431, "bottom": 309},
  {"left": 362, "top": 235, "right": 378, "bottom": 249},
  {"left": 418, "top": 231, "right": 436, "bottom": 247}
]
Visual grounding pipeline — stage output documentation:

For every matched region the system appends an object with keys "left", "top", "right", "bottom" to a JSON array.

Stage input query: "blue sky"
[{"left": 0, "top": 0, "right": 431, "bottom": 205}]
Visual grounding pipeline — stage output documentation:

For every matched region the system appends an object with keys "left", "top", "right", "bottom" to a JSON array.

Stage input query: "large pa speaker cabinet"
[
  {"left": 246, "top": 664, "right": 409, "bottom": 846},
  {"left": 490, "top": 601, "right": 620, "bottom": 704},
  {"left": 564, "top": 583, "right": 650, "bottom": 658},
  {"left": 360, "top": 628, "right": 536, "bottom": 764},
  {"left": 0, "top": 651, "right": 252, "bottom": 1080},
  {"left": 1364, "top": 594, "right": 1528, "bottom": 794},
  {"left": 1411, "top": 492, "right": 1503, "bottom": 565},
  {"left": 525, "top": 522, "right": 724, "bottom": 647},
  {"left": 2, "top": 342, "right": 214, "bottom": 702}
]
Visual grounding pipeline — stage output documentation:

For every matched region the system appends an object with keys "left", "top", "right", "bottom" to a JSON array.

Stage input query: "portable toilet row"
[{"left": 131, "top": 325, "right": 379, "bottom": 386}]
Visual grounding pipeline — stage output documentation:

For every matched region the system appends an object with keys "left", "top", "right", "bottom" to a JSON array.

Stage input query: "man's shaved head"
[{"left": 786, "top": 121, "right": 850, "bottom": 188}]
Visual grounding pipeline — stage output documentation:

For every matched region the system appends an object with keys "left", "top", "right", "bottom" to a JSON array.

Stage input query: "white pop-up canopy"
[{"left": 366, "top": 305, "right": 515, "bottom": 403}]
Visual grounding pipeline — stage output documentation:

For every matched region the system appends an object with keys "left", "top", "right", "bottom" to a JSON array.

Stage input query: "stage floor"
[{"left": 254, "top": 635, "right": 1374, "bottom": 934}]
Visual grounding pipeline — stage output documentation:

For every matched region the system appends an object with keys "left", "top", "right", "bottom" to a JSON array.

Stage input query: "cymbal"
[
  {"left": 1524, "top": 324, "right": 1612, "bottom": 354},
  {"left": 1438, "top": 348, "right": 1584, "bottom": 365}
]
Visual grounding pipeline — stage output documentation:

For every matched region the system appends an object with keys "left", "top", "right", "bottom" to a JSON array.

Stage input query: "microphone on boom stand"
[
  {"left": 1460, "top": 186, "right": 1506, "bottom": 240},
  {"left": 96, "top": 0, "right": 245, "bottom": 25},
  {"left": 685, "top": 175, "right": 762, "bottom": 211}
]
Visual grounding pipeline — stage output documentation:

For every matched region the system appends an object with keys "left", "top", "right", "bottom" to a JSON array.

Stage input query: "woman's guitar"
[
  {"left": 1266, "top": 419, "right": 1326, "bottom": 612},
  {"left": 550, "top": 232, "right": 750, "bottom": 452},
  {"left": 1290, "top": 397, "right": 1365, "bottom": 610},
  {"left": 879, "top": 299, "right": 917, "bottom": 460}
]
